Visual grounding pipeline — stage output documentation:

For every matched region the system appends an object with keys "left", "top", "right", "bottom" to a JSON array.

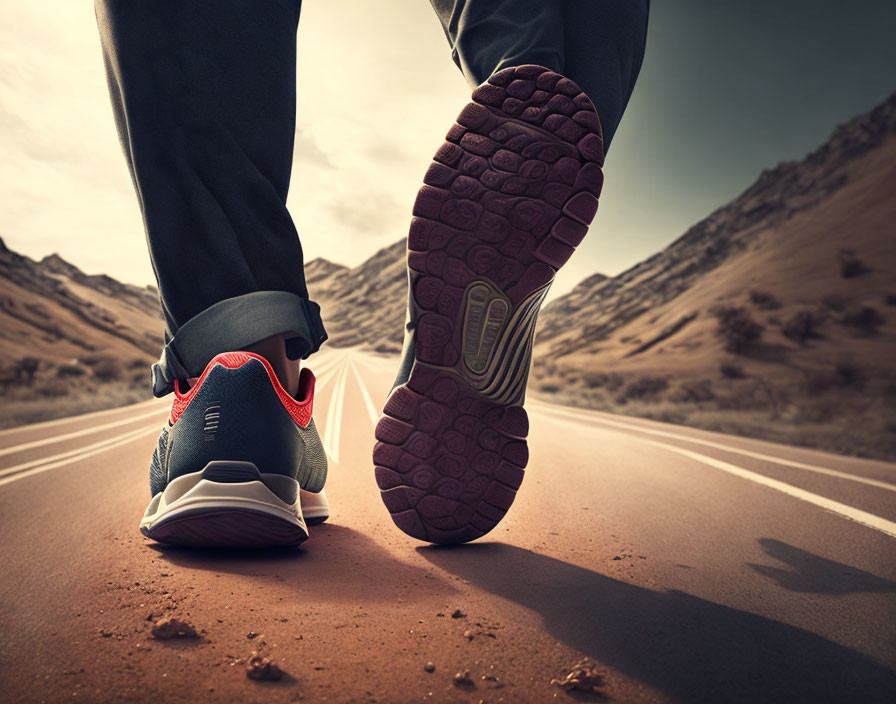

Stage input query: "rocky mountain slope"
[
  {"left": 524, "top": 94, "right": 896, "bottom": 458},
  {"left": 0, "top": 238, "right": 164, "bottom": 371},
  {"left": 0, "top": 239, "right": 165, "bottom": 426},
  {"left": 306, "top": 239, "right": 407, "bottom": 352},
  {"left": 534, "top": 93, "right": 896, "bottom": 369}
]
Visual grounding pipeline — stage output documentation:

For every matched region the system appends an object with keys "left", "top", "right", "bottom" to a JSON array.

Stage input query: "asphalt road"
[{"left": 1, "top": 348, "right": 894, "bottom": 703}]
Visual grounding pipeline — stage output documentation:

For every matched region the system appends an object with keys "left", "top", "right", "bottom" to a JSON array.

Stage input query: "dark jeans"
[{"left": 94, "top": 0, "right": 649, "bottom": 397}]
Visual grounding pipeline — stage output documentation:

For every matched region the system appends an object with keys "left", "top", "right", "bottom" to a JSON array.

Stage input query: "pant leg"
[
  {"left": 95, "top": 0, "right": 326, "bottom": 397},
  {"left": 430, "top": 0, "right": 565, "bottom": 82},
  {"left": 563, "top": 0, "right": 649, "bottom": 148},
  {"left": 429, "top": 0, "right": 649, "bottom": 149}
]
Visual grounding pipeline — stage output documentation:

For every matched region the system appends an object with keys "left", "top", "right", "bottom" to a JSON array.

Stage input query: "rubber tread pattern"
[{"left": 375, "top": 65, "right": 603, "bottom": 545}]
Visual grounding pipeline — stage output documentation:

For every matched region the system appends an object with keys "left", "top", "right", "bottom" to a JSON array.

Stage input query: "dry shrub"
[
  {"left": 841, "top": 306, "right": 885, "bottom": 336},
  {"left": 13, "top": 357, "right": 40, "bottom": 385},
  {"left": 822, "top": 294, "right": 847, "bottom": 312},
  {"left": 92, "top": 357, "right": 124, "bottom": 382},
  {"left": 713, "top": 306, "right": 763, "bottom": 353},
  {"left": 671, "top": 379, "right": 715, "bottom": 403},
  {"left": 616, "top": 376, "right": 668, "bottom": 404},
  {"left": 804, "top": 361, "right": 865, "bottom": 396},
  {"left": 36, "top": 380, "right": 68, "bottom": 398},
  {"left": 838, "top": 249, "right": 871, "bottom": 278},
  {"left": 781, "top": 310, "right": 821, "bottom": 344},
  {"left": 833, "top": 360, "right": 865, "bottom": 389},
  {"left": 56, "top": 363, "right": 87, "bottom": 377},
  {"left": 540, "top": 361, "right": 559, "bottom": 378},
  {"left": 583, "top": 372, "right": 624, "bottom": 390},
  {"left": 804, "top": 371, "right": 834, "bottom": 397},
  {"left": 715, "top": 379, "right": 790, "bottom": 412},
  {"left": 79, "top": 354, "right": 106, "bottom": 367},
  {"left": 749, "top": 290, "right": 781, "bottom": 310},
  {"left": 790, "top": 402, "right": 836, "bottom": 424},
  {"left": 719, "top": 361, "right": 746, "bottom": 379}
]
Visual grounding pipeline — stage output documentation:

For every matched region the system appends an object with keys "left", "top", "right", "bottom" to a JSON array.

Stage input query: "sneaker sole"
[
  {"left": 141, "top": 461, "right": 313, "bottom": 548},
  {"left": 301, "top": 487, "right": 330, "bottom": 525},
  {"left": 374, "top": 65, "right": 603, "bottom": 545}
]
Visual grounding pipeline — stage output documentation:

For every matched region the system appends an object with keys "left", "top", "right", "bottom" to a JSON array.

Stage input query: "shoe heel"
[{"left": 141, "top": 462, "right": 308, "bottom": 548}]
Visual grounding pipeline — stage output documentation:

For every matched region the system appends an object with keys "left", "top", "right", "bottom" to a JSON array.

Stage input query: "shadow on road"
[
  {"left": 420, "top": 542, "right": 896, "bottom": 703},
  {"left": 150, "top": 523, "right": 457, "bottom": 602},
  {"left": 748, "top": 538, "right": 896, "bottom": 595}
]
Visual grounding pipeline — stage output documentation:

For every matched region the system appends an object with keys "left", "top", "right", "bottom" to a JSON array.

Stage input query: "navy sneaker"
[{"left": 140, "top": 351, "right": 328, "bottom": 548}]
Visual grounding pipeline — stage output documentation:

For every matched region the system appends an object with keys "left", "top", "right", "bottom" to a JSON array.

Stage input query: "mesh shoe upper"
[{"left": 149, "top": 352, "right": 327, "bottom": 496}]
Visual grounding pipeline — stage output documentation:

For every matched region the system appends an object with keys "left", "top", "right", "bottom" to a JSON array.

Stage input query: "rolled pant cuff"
[{"left": 150, "top": 291, "right": 327, "bottom": 397}]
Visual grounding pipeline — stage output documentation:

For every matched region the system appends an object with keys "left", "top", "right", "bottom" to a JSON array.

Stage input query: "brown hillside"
[
  {"left": 308, "top": 239, "right": 407, "bottom": 352},
  {"left": 0, "top": 239, "right": 164, "bottom": 369}
]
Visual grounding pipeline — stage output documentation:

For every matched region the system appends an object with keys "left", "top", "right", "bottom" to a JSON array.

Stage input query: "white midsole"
[
  {"left": 300, "top": 487, "right": 330, "bottom": 520},
  {"left": 140, "top": 470, "right": 328, "bottom": 533}
]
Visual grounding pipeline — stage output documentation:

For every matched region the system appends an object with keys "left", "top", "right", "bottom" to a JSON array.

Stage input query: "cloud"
[
  {"left": 364, "top": 137, "right": 417, "bottom": 167},
  {"left": 292, "top": 129, "right": 336, "bottom": 169},
  {"left": 326, "top": 189, "right": 407, "bottom": 239}
]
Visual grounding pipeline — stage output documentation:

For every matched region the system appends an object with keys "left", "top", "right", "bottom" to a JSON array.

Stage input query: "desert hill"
[
  {"left": 306, "top": 239, "right": 407, "bottom": 352},
  {"left": 0, "top": 238, "right": 163, "bottom": 372},
  {"left": 526, "top": 93, "right": 896, "bottom": 459},
  {"left": 0, "top": 239, "right": 164, "bottom": 424},
  {"left": 534, "top": 93, "right": 896, "bottom": 367}
]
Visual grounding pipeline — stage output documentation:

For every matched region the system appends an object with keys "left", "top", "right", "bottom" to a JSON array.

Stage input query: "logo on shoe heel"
[{"left": 203, "top": 404, "right": 221, "bottom": 441}]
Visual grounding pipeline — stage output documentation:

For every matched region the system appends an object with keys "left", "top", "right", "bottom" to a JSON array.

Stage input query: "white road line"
[
  {"left": 308, "top": 353, "right": 345, "bottom": 379},
  {"left": 530, "top": 401, "right": 896, "bottom": 492},
  {"left": 0, "top": 424, "right": 160, "bottom": 488},
  {"left": 313, "top": 368, "right": 336, "bottom": 393},
  {"left": 313, "top": 354, "right": 347, "bottom": 395},
  {"left": 350, "top": 355, "right": 380, "bottom": 426},
  {"left": 354, "top": 353, "right": 394, "bottom": 374},
  {"left": 324, "top": 360, "right": 348, "bottom": 463},
  {"left": 0, "top": 408, "right": 169, "bottom": 459},
  {"left": 322, "top": 358, "right": 348, "bottom": 463},
  {"left": 0, "top": 419, "right": 162, "bottom": 479},
  {"left": 0, "top": 398, "right": 166, "bottom": 438},
  {"left": 641, "top": 437, "right": 896, "bottom": 539}
]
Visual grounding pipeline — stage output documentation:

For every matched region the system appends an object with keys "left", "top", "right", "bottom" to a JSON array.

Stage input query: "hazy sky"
[{"left": 1, "top": 1, "right": 894, "bottom": 299}]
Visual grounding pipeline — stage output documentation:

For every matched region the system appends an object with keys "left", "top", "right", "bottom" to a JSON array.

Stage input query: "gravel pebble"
[
  {"left": 551, "top": 657, "right": 605, "bottom": 694},
  {"left": 150, "top": 618, "right": 199, "bottom": 640},
  {"left": 246, "top": 651, "right": 283, "bottom": 681}
]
